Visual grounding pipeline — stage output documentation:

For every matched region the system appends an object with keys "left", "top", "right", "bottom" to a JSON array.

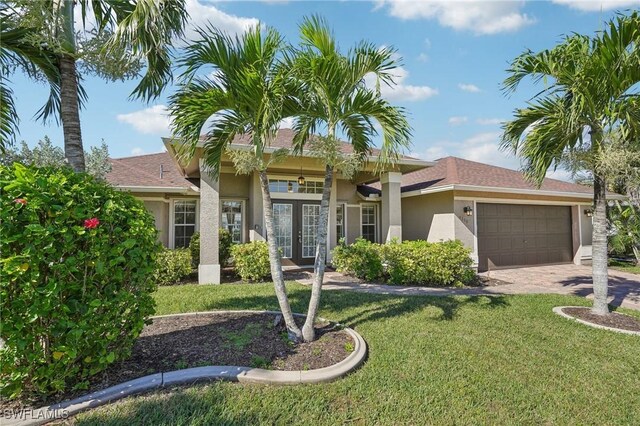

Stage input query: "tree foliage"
[{"left": 1, "top": 136, "right": 112, "bottom": 180}]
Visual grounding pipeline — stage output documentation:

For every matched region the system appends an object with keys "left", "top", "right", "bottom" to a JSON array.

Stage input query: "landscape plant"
[
  {"left": 231, "top": 241, "right": 271, "bottom": 282},
  {"left": 501, "top": 11, "right": 640, "bottom": 315},
  {"left": 1, "top": 0, "right": 187, "bottom": 170},
  {"left": 0, "top": 164, "right": 160, "bottom": 400},
  {"left": 152, "top": 248, "right": 192, "bottom": 286}
]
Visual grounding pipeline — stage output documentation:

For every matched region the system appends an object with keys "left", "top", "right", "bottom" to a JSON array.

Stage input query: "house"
[{"left": 106, "top": 129, "right": 602, "bottom": 283}]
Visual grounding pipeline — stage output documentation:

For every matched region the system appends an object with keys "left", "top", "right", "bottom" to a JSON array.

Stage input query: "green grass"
[
  {"left": 609, "top": 259, "right": 640, "bottom": 274},
  {"left": 75, "top": 283, "right": 640, "bottom": 425}
]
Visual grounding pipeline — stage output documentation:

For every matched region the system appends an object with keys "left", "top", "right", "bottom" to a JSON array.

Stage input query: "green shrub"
[
  {"left": 152, "top": 248, "right": 192, "bottom": 286},
  {"left": 219, "top": 228, "right": 233, "bottom": 266},
  {"left": 189, "top": 228, "right": 233, "bottom": 268},
  {"left": 231, "top": 241, "right": 271, "bottom": 282},
  {"left": 0, "top": 164, "right": 160, "bottom": 400},
  {"left": 189, "top": 232, "right": 200, "bottom": 268},
  {"left": 331, "top": 238, "right": 475, "bottom": 287},
  {"left": 331, "top": 238, "right": 384, "bottom": 281},
  {"left": 382, "top": 240, "right": 475, "bottom": 287}
]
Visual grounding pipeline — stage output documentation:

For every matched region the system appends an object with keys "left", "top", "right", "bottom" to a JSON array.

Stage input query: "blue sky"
[{"left": 10, "top": 0, "right": 640, "bottom": 180}]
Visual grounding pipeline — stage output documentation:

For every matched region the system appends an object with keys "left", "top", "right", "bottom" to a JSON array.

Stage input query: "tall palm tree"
[
  {"left": 501, "top": 11, "right": 640, "bottom": 315},
  {"left": 0, "top": 12, "right": 61, "bottom": 154},
  {"left": 289, "top": 16, "right": 412, "bottom": 341},
  {"left": 3, "top": 0, "right": 187, "bottom": 171},
  {"left": 169, "top": 25, "right": 304, "bottom": 341}
]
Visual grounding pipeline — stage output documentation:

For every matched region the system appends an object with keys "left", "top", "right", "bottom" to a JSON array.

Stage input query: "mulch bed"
[
  {"left": 1, "top": 312, "right": 353, "bottom": 411},
  {"left": 562, "top": 307, "right": 640, "bottom": 332}
]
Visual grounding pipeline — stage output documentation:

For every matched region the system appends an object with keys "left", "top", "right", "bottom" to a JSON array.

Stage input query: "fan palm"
[
  {"left": 169, "top": 24, "right": 304, "bottom": 341},
  {"left": 501, "top": 11, "right": 640, "bottom": 315},
  {"left": 288, "top": 16, "right": 412, "bottom": 341},
  {"left": 3, "top": 0, "right": 187, "bottom": 171}
]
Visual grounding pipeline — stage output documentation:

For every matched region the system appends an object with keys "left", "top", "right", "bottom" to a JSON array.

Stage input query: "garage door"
[{"left": 477, "top": 203, "right": 573, "bottom": 272}]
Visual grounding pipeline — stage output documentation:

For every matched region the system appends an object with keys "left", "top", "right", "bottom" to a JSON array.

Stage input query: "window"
[
  {"left": 361, "top": 204, "right": 377, "bottom": 242},
  {"left": 268, "top": 179, "right": 323, "bottom": 194},
  {"left": 336, "top": 204, "right": 345, "bottom": 241},
  {"left": 174, "top": 200, "right": 197, "bottom": 248},
  {"left": 221, "top": 200, "right": 243, "bottom": 243}
]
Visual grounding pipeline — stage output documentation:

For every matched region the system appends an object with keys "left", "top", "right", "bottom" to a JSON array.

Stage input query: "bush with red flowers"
[{"left": 0, "top": 164, "right": 161, "bottom": 400}]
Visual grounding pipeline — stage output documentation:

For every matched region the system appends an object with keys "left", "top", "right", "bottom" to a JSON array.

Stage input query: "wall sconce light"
[
  {"left": 287, "top": 181, "right": 293, "bottom": 193},
  {"left": 463, "top": 206, "right": 473, "bottom": 216},
  {"left": 584, "top": 208, "right": 593, "bottom": 217},
  {"left": 297, "top": 168, "right": 305, "bottom": 186}
]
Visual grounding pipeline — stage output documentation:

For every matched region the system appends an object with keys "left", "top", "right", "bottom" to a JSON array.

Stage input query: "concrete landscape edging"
[
  {"left": 552, "top": 306, "right": 640, "bottom": 336},
  {"left": 6, "top": 310, "right": 367, "bottom": 426}
]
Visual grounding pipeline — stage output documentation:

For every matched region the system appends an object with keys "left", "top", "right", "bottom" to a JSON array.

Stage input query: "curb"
[
  {"left": 6, "top": 310, "right": 367, "bottom": 426},
  {"left": 552, "top": 306, "right": 640, "bottom": 336}
]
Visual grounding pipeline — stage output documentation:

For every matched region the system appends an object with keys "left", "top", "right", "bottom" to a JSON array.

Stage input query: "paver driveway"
[{"left": 295, "top": 264, "right": 640, "bottom": 310}]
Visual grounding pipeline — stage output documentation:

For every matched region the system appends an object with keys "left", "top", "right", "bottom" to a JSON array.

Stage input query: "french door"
[{"left": 272, "top": 200, "right": 320, "bottom": 266}]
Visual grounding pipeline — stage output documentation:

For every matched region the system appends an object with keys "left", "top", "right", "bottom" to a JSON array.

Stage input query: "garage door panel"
[{"left": 477, "top": 203, "right": 572, "bottom": 272}]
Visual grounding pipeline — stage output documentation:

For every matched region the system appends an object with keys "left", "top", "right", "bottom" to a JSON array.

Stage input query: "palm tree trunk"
[
  {"left": 591, "top": 171, "right": 609, "bottom": 315},
  {"left": 302, "top": 165, "right": 333, "bottom": 342},
  {"left": 58, "top": 54, "right": 85, "bottom": 172},
  {"left": 259, "top": 170, "right": 303, "bottom": 341}
]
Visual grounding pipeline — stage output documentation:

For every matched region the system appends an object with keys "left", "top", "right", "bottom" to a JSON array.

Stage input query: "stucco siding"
[
  {"left": 453, "top": 199, "right": 476, "bottom": 253},
  {"left": 401, "top": 191, "right": 454, "bottom": 241},
  {"left": 143, "top": 200, "right": 169, "bottom": 247},
  {"left": 346, "top": 205, "right": 361, "bottom": 244},
  {"left": 337, "top": 179, "right": 361, "bottom": 204},
  {"left": 220, "top": 173, "right": 250, "bottom": 198}
]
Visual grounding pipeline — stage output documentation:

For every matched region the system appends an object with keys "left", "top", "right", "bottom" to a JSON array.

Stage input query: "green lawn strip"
[
  {"left": 75, "top": 284, "right": 640, "bottom": 425},
  {"left": 609, "top": 260, "right": 640, "bottom": 275}
]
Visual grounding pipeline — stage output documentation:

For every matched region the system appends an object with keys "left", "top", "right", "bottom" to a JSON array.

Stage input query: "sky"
[{"left": 9, "top": 0, "right": 640, "bottom": 181}]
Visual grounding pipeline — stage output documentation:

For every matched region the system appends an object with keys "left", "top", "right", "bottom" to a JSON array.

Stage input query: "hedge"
[
  {"left": 332, "top": 238, "right": 476, "bottom": 287},
  {"left": 0, "top": 164, "right": 160, "bottom": 400}
]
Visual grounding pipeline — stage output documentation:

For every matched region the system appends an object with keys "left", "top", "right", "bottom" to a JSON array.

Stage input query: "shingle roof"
[
  {"left": 106, "top": 152, "right": 195, "bottom": 189},
  {"left": 363, "top": 156, "right": 592, "bottom": 195},
  {"left": 216, "top": 128, "right": 417, "bottom": 160}
]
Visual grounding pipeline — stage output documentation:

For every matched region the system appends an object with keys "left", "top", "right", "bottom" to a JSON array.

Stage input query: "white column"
[
  {"left": 198, "top": 161, "right": 220, "bottom": 284},
  {"left": 381, "top": 171, "right": 403, "bottom": 242},
  {"left": 249, "top": 171, "right": 265, "bottom": 241}
]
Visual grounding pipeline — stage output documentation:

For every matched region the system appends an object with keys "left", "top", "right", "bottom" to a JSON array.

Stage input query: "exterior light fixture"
[
  {"left": 463, "top": 206, "right": 473, "bottom": 216},
  {"left": 584, "top": 208, "right": 593, "bottom": 217},
  {"left": 297, "top": 168, "right": 305, "bottom": 186},
  {"left": 287, "top": 181, "right": 293, "bottom": 193}
]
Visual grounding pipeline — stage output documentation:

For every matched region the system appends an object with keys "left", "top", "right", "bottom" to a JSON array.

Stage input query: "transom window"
[
  {"left": 361, "top": 204, "right": 377, "bottom": 243},
  {"left": 268, "top": 179, "right": 323, "bottom": 194},
  {"left": 174, "top": 200, "right": 197, "bottom": 248},
  {"left": 221, "top": 200, "right": 243, "bottom": 243}
]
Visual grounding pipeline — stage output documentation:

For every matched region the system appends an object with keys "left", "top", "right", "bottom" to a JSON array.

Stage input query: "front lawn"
[
  {"left": 75, "top": 283, "right": 640, "bottom": 425},
  {"left": 609, "top": 259, "right": 640, "bottom": 275}
]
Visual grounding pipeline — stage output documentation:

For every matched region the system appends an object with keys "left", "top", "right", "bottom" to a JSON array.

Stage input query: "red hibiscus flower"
[
  {"left": 84, "top": 218, "right": 100, "bottom": 229},
  {"left": 14, "top": 198, "right": 27, "bottom": 205}
]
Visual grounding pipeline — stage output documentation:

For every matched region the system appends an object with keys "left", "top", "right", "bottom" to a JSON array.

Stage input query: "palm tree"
[
  {"left": 288, "top": 16, "right": 412, "bottom": 341},
  {"left": 3, "top": 0, "right": 187, "bottom": 171},
  {"left": 501, "top": 11, "right": 640, "bottom": 315},
  {"left": 0, "top": 12, "right": 60, "bottom": 154},
  {"left": 169, "top": 25, "right": 304, "bottom": 341}
]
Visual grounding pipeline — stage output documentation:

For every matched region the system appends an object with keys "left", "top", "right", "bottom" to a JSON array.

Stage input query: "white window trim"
[
  {"left": 220, "top": 198, "right": 247, "bottom": 244},
  {"left": 336, "top": 202, "right": 346, "bottom": 242},
  {"left": 168, "top": 198, "right": 200, "bottom": 249},
  {"left": 301, "top": 203, "right": 321, "bottom": 259},
  {"left": 360, "top": 203, "right": 379, "bottom": 243},
  {"left": 267, "top": 175, "right": 325, "bottom": 199}
]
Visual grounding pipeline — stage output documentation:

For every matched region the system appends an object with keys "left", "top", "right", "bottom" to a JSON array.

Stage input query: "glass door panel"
[
  {"left": 302, "top": 204, "right": 320, "bottom": 258},
  {"left": 273, "top": 203, "right": 293, "bottom": 258}
]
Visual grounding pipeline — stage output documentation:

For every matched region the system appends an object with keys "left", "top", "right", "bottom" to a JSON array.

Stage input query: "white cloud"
[
  {"left": 183, "top": 0, "right": 258, "bottom": 42},
  {"left": 545, "top": 168, "right": 573, "bottom": 182},
  {"left": 131, "top": 147, "right": 146, "bottom": 156},
  {"left": 551, "top": 0, "right": 640, "bottom": 11},
  {"left": 424, "top": 38, "right": 432, "bottom": 49},
  {"left": 366, "top": 66, "right": 438, "bottom": 102},
  {"left": 279, "top": 117, "right": 296, "bottom": 129},
  {"left": 417, "top": 53, "right": 429, "bottom": 62},
  {"left": 458, "top": 83, "right": 481, "bottom": 93},
  {"left": 117, "top": 105, "right": 171, "bottom": 135},
  {"left": 448, "top": 116, "right": 468, "bottom": 126},
  {"left": 476, "top": 118, "right": 504, "bottom": 126},
  {"left": 375, "top": 0, "right": 535, "bottom": 35}
]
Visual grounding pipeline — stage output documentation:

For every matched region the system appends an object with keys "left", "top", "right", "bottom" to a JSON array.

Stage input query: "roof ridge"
[{"left": 111, "top": 151, "right": 168, "bottom": 161}]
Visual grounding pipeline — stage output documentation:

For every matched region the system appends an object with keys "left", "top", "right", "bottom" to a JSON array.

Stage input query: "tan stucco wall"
[
  {"left": 336, "top": 179, "right": 361, "bottom": 204},
  {"left": 453, "top": 199, "right": 476, "bottom": 254},
  {"left": 346, "top": 205, "right": 362, "bottom": 244},
  {"left": 142, "top": 200, "right": 169, "bottom": 247},
  {"left": 401, "top": 191, "right": 454, "bottom": 241},
  {"left": 219, "top": 173, "right": 250, "bottom": 198}
]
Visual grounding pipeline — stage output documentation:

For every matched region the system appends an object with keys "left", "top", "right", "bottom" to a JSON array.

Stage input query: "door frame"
[{"left": 272, "top": 199, "right": 321, "bottom": 266}]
